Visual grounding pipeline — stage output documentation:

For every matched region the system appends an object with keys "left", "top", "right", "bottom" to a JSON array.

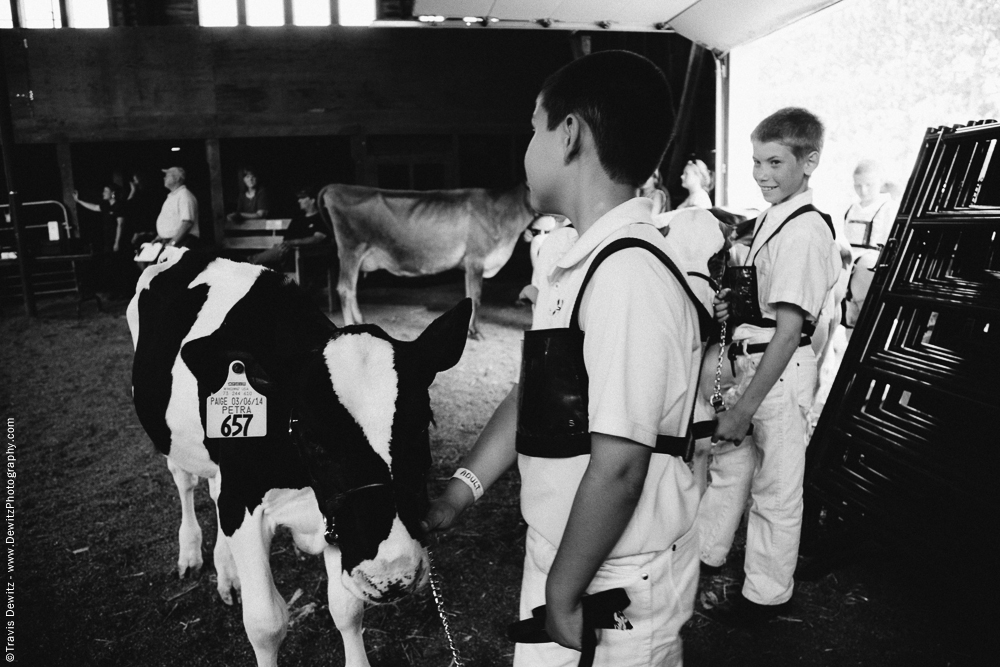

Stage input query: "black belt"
[
  {"left": 740, "top": 318, "right": 816, "bottom": 337},
  {"left": 518, "top": 420, "right": 725, "bottom": 461},
  {"left": 728, "top": 335, "right": 812, "bottom": 360}
]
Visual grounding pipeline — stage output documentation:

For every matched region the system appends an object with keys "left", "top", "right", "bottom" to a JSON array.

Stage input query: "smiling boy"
[
  {"left": 424, "top": 51, "right": 704, "bottom": 666},
  {"left": 697, "top": 107, "right": 840, "bottom": 624}
]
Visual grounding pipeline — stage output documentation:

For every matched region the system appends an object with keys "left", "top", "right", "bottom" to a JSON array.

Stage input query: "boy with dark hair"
[
  {"left": 697, "top": 107, "right": 840, "bottom": 624},
  {"left": 424, "top": 50, "right": 705, "bottom": 666}
]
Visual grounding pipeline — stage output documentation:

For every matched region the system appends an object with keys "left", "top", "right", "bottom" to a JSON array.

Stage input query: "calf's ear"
[{"left": 413, "top": 298, "right": 472, "bottom": 376}]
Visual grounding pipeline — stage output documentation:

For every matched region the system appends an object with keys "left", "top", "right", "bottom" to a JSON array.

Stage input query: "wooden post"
[
  {"left": 331, "top": 0, "right": 340, "bottom": 26},
  {"left": 7, "top": 1, "right": 19, "bottom": 29},
  {"left": 58, "top": 0, "right": 69, "bottom": 27},
  {"left": 0, "top": 38, "right": 35, "bottom": 316},
  {"left": 56, "top": 140, "right": 79, "bottom": 238},
  {"left": 351, "top": 134, "right": 369, "bottom": 186},
  {"left": 206, "top": 139, "right": 225, "bottom": 247},
  {"left": 714, "top": 53, "right": 730, "bottom": 206},
  {"left": 665, "top": 44, "right": 708, "bottom": 195},
  {"left": 283, "top": 0, "right": 293, "bottom": 26},
  {"left": 236, "top": 0, "right": 247, "bottom": 26}
]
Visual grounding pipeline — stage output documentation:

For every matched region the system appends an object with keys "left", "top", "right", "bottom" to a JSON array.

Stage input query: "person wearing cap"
[
  {"left": 249, "top": 185, "right": 331, "bottom": 275},
  {"left": 154, "top": 166, "right": 199, "bottom": 247}
]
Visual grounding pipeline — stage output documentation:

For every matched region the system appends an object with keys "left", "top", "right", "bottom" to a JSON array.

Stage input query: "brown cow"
[{"left": 318, "top": 183, "right": 537, "bottom": 338}]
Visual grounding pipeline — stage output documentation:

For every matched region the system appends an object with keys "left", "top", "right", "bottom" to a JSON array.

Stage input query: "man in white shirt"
[{"left": 155, "top": 166, "right": 199, "bottom": 247}]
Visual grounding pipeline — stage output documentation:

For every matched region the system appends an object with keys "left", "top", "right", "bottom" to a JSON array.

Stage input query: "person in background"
[
  {"left": 73, "top": 183, "right": 136, "bottom": 299},
  {"left": 249, "top": 186, "right": 332, "bottom": 288},
  {"left": 678, "top": 159, "right": 714, "bottom": 209},
  {"left": 227, "top": 166, "right": 272, "bottom": 223},
  {"left": 126, "top": 171, "right": 161, "bottom": 251},
  {"left": 154, "top": 166, "right": 199, "bottom": 248},
  {"left": 518, "top": 214, "right": 574, "bottom": 306},
  {"left": 843, "top": 159, "right": 898, "bottom": 250},
  {"left": 73, "top": 184, "right": 124, "bottom": 254},
  {"left": 639, "top": 169, "right": 671, "bottom": 213}
]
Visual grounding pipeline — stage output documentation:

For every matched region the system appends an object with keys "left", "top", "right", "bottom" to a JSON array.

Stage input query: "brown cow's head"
[{"left": 292, "top": 299, "right": 471, "bottom": 603}]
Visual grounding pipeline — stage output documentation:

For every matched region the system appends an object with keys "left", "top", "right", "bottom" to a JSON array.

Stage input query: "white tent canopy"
[{"left": 411, "top": 0, "right": 844, "bottom": 54}]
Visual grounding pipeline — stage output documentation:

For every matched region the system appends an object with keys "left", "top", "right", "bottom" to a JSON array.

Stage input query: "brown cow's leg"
[
  {"left": 166, "top": 457, "right": 203, "bottom": 578},
  {"left": 337, "top": 248, "right": 366, "bottom": 326},
  {"left": 464, "top": 260, "right": 484, "bottom": 339}
]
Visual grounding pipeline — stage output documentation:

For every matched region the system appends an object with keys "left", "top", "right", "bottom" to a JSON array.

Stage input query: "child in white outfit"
[{"left": 697, "top": 107, "right": 840, "bottom": 624}]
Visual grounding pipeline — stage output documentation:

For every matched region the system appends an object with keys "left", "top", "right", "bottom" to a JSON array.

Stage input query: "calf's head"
[{"left": 293, "top": 299, "right": 471, "bottom": 603}]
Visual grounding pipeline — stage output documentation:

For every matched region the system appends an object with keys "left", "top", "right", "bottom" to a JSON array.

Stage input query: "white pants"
[
  {"left": 513, "top": 526, "right": 698, "bottom": 667},
  {"left": 695, "top": 345, "right": 817, "bottom": 605}
]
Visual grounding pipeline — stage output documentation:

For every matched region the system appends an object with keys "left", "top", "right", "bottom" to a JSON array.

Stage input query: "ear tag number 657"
[{"left": 206, "top": 361, "right": 267, "bottom": 439}]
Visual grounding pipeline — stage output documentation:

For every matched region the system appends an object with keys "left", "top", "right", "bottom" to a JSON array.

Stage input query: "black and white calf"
[{"left": 127, "top": 249, "right": 471, "bottom": 667}]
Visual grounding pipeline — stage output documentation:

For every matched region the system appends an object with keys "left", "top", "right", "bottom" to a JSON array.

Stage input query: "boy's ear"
[
  {"left": 802, "top": 150, "right": 821, "bottom": 176},
  {"left": 562, "top": 113, "right": 583, "bottom": 165}
]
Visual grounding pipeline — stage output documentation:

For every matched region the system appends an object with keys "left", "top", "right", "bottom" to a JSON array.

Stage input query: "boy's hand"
[
  {"left": 545, "top": 598, "right": 584, "bottom": 651},
  {"left": 712, "top": 407, "right": 752, "bottom": 444},
  {"left": 713, "top": 288, "right": 732, "bottom": 323}
]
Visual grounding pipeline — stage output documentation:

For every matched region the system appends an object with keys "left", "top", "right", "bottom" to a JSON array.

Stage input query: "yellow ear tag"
[{"left": 206, "top": 361, "right": 267, "bottom": 438}]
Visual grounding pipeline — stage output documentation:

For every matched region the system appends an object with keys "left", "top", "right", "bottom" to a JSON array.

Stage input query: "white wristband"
[{"left": 452, "top": 467, "right": 484, "bottom": 502}]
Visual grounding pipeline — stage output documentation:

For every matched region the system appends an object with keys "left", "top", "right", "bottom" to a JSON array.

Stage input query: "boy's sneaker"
[{"left": 704, "top": 594, "right": 791, "bottom": 629}]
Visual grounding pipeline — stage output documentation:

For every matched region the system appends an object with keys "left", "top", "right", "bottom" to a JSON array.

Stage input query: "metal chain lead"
[
  {"left": 710, "top": 295, "right": 728, "bottom": 413},
  {"left": 427, "top": 548, "right": 465, "bottom": 667}
]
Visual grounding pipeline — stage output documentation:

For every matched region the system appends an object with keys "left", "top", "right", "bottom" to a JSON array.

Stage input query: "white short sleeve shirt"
[
  {"left": 518, "top": 197, "right": 701, "bottom": 557},
  {"left": 156, "top": 185, "right": 200, "bottom": 240},
  {"left": 844, "top": 193, "right": 898, "bottom": 248},
  {"left": 733, "top": 189, "right": 840, "bottom": 343}
]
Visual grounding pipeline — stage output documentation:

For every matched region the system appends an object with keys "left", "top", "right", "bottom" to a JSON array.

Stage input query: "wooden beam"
[
  {"left": 0, "top": 40, "right": 34, "bottom": 315},
  {"left": 206, "top": 138, "right": 225, "bottom": 246},
  {"left": 56, "top": 141, "right": 79, "bottom": 238}
]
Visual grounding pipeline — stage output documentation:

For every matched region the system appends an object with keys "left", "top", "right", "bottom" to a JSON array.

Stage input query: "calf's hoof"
[
  {"left": 216, "top": 579, "right": 241, "bottom": 606},
  {"left": 177, "top": 557, "right": 203, "bottom": 579}
]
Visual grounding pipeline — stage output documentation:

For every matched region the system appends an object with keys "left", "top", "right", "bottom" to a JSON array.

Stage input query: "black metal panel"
[{"left": 806, "top": 120, "right": 1000, "bottom": 557}]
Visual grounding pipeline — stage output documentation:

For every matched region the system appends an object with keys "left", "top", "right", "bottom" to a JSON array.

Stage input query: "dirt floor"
[{"left": 0, "top": 273, "right": 990, "bottom": 667}]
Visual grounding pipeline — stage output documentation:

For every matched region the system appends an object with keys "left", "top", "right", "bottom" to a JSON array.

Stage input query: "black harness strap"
[
  {"left": 737, "top": 204, "right": 834, "bottom": 336},
  {"left": 570, "top": 237, "right": 714, "bottom": 336},
  {"left": 845, "top": 200, "right": 889, "bottom": 249},
  {"left": 569, "top": 236, "right": 713, "bottom": 458}
]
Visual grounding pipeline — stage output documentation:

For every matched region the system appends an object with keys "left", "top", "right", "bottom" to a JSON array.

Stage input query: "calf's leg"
[
  {"left": 208, "top": 473, "right": 241, "bottom": 605},
  {"left": 323, "top": 546, "right": 371, "bottom": 667},
  {"left": 166, "top": 457, "right": 203, "bottom": 577},
  {"left": 228, "top": 508, "right": 287, "bottom": 667}
]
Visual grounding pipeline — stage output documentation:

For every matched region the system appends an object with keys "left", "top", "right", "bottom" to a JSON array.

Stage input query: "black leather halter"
[{"left": 288, "top": 411, "right": 390, "bottom": 545}]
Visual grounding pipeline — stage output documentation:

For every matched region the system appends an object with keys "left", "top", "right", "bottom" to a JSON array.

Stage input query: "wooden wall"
[
  {"left": 0, "top": 26, "right": 712, "bottom": 249},
  {"left": 1, "top": 26, "right": 693, "bottom": 144}
]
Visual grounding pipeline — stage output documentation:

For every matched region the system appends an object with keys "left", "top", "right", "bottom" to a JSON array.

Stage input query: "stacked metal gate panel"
[{"left": 806, "top": 120, "right": 999, "bottom": 556}]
